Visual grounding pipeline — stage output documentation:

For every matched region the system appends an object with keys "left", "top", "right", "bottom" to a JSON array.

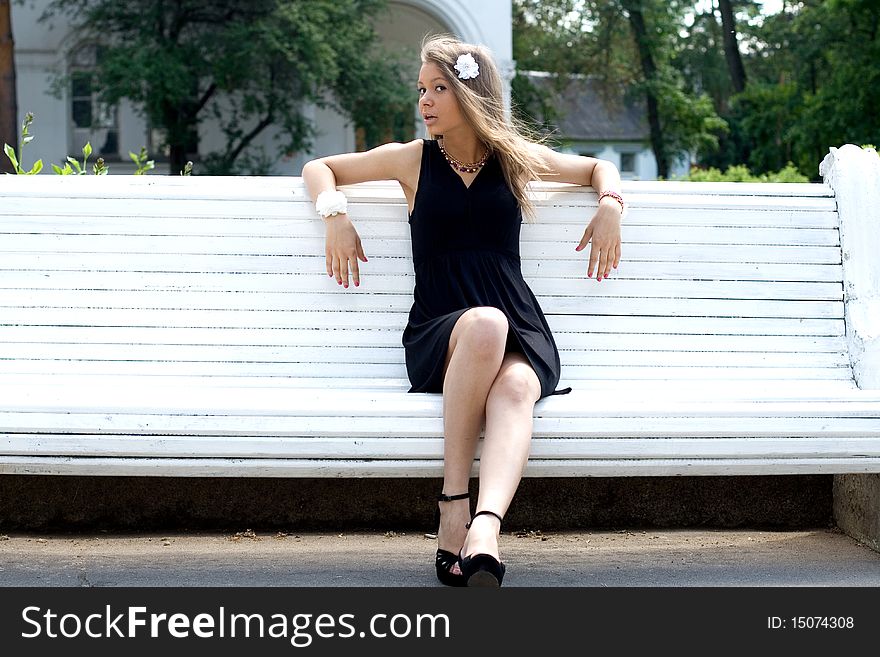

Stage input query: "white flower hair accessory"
[{"left": 454, "top": 53, "right": 480, "bottom": 80}]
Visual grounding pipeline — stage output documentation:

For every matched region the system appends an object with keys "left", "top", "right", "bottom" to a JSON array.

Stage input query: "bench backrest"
[{"left": 0, "top": 176, "right": 849, "bottom": 395}]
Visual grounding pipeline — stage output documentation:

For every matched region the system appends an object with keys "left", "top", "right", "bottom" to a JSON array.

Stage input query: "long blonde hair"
[{"left": 419, "top": 34, "right": 556, "bottom": 222}]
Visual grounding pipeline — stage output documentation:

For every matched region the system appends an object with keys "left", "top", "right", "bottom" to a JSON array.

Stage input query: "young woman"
[{"left": 301, "top": 34, "right": 623, "bottom": 587}]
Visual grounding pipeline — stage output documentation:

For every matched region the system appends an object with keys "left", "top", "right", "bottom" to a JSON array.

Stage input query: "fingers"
[
  {"left": 581, "top": 237, "right": 622, "bottom": 281},
  {"left": 575, "top": 225, "right": 593, "bottom": 254},
  {"left": 587, "top": 245, "right": 600, "bottom": 280},
  {"left": 327, "top": 252, "right": 367, "bottom": 289},
  {"left": 339, "top": 256, "right": 350, "bottom": 288},
  {"left": 350, "top": 257, "right": 360, "bottom": 288},
  {"left": 596, "top": 246, "right": 610, "bottom": 281}
]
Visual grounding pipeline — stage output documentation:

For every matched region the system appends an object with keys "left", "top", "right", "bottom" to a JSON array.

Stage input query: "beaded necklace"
[{"left": 437, "top": 138, "right": 489, "bottom": 174}]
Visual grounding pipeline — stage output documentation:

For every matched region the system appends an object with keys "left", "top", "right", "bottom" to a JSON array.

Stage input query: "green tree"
[
  {"left": 513, "top": 0, "right": 726, "bottom": 177},
  {"left": 723, "top": 0, "right": 880, "bottom": 178},
  {"left": 675, "top": 1, "right": 761, "bottom": 173},
  {"left": 43, "top": 0, "right": 411, "bottom": 174}
]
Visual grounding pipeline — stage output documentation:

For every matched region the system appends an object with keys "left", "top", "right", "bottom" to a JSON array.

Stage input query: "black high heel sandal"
[
  {"left": 459, "top": 510, "right": 506, "bottom": 587},
  {"left": 434, "top": 491, "right": 470, "bottom": 587}
]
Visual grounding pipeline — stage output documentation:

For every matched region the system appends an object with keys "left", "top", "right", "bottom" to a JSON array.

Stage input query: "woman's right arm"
[{"left": 301, "top": 140, "right": 420, "bottom": 289}]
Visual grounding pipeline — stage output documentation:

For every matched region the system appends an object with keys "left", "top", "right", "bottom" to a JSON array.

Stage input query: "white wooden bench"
[{"left": 1, "top": 144, "right": 879, "bottom": 487}]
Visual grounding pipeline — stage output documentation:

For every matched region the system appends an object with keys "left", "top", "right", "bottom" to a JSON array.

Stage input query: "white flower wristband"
[{"left": 315, "top": 190, "right": 348, "bottom": 219}]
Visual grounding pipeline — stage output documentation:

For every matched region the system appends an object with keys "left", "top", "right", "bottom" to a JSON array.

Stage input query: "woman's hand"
[
  {"left": 575, "top": 199, "right": 622, "bottom": 282},
  {"left": 324, "top": 214, "right": 368, "bottom": 288}
]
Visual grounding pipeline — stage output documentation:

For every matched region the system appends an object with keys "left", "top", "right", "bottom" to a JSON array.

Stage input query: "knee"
[
  {"left": 459, "top": 307, "right": 509, "bottom": 356},
  {"left": 491, "top": 368, "right": 541, "bottom": 405}
]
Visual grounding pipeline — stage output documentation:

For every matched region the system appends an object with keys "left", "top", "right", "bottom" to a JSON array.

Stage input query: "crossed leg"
[{"left": 435, "top": 307, "right": 542, "bottom": 574}]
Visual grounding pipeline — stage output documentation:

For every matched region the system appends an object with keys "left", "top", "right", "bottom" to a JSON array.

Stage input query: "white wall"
[{"left": 10, "top": 1, "right": 69, "bottom": 171}]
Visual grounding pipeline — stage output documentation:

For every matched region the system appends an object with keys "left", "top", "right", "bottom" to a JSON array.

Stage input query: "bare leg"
[
  {"left": 461, "top": 350, "right": 541, "bottom": 562},
  {"left": 436, "top": 307, "right": 509, "bottom": 574}
]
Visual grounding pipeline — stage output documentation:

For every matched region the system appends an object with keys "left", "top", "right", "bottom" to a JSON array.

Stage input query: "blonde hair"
[{"left": 419, "top": 33, "right": 556, "bottom": 222}]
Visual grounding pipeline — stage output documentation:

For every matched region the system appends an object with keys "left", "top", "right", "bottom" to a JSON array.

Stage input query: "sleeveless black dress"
[{"left": 402, "top": 138, "right": 573, "bottom": 400}]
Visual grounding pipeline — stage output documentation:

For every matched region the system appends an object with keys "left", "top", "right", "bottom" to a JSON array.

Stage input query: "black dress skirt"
[{"left": 402, "top": 138, "right": 572, "bottom": 400}]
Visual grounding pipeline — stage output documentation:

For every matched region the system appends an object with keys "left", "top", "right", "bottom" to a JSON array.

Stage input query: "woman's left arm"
[{"left": 530, "top": 145, "right": 623, "bottom": 282}]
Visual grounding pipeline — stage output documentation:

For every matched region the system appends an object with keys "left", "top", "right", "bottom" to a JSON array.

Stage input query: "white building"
[
  {"left": 523, "top": 71, "right": 690, "bottom": 180},
  {"left": 10, "top": 0, "right": 672, "bottom": 178}
]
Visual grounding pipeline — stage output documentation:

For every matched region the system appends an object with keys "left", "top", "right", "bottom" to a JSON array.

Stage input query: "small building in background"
[{"left": 522, "top": 71, "right": 689, "bottom": 180}]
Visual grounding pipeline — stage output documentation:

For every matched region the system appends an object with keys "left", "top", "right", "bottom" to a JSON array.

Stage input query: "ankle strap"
[
  {"left": 465, "top": 509, "right": 503, "bottom": 528},
  {"left": 437, "top": 492, "right": 470, "bottom": 502}
]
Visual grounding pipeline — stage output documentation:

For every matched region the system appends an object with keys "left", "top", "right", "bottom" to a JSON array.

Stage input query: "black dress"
[{"left": 402, "top": 139, "right": 573, "bottom": 400}]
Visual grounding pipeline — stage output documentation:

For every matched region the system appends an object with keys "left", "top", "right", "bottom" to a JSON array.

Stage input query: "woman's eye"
[{"left": 435, "top": 85, "right": 445, "bottom": 92}]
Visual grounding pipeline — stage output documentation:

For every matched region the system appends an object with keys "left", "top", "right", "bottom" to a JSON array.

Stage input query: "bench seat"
[
  {"left": 2, "top": 159, "right": 879, "bottom": 478},
  {"left": 2, "top": 381, "right": 880, "bottom": 476}
]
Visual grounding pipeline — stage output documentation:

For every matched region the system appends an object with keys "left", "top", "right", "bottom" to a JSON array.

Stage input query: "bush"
[{"left": 673, "top": 162, "right": 809, "bottom": 183}]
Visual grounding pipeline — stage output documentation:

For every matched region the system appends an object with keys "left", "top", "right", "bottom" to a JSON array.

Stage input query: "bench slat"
[
  {"left": 0, "top": 290, "right": 844, "bottom": 318},
  {"left": 0, "top": 308, "right": 845, "bottom": 335},
  {"left": 4, "top": 435, "right": 880, "bottom": 460},
  {"left": 0, "top": 342, "right": 850, "bottom": 368},
  {"left": 0, "top": 220, "right": 842, "bottom": 246},
  {"left": 0, "top": 361, "right": 854, "bottom": 380},
  {"left": 0, "top": 272, "right": 843, "bottom": 301},
  {"left": 0, "top": 373, "right": 862, "bottom": 394},
  {"left": 0, "top": 326, "right": 848, "bottom": 353},
  {"left": 4, "top": 384, "right": 879, "bottom": 412},
  {"left": 0, "top": 254, "right": 844, "bottom": 284},
  {"left": 1, "top": 456, "right": 877, "bottom": 478},
  {"left": 0, "top": 233, "right": 844, "bottom": 263},
  {"left": 2, "top": 413, "right": 878, "bottom": 437}
]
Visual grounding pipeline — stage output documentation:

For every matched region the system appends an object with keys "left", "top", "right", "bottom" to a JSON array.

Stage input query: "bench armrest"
[{"left": 822, "top": 144, "right": 880, "bottom": 388}]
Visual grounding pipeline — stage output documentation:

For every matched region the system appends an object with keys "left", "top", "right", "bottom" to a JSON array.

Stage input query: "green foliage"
[
  {"left": 52, "top": 141, "right": 108, "bottom": 175},
  {"left": 129, "top": 147, "right": 155, "bottom": 175},
  {"left": 515, "top": 0, "right": 877, "bottom": 181},
  {"left": 640, "top": 66, "right": 729, "bottom": 160},
  {"left": 3, "top": 113, "right": 44, "bottom": 175},
  {"left": 42, "top": 0, "right": 411, "bottom": 174},
  {"left": 706, "top": 0, "right": 880, "bottom": 179},
  {"left": 674, "top": 162, "right": 808, "bottom": 183},
  {"left": 5, "top": 112, "right": 156, "bottom": 175}
]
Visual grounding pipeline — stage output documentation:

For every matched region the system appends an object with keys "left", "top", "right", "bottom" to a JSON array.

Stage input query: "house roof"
[{"left": 521, "top": 71, "right": 649, "bottom": 142}]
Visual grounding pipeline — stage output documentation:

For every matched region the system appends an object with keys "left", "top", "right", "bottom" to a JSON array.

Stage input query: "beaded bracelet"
[{"left": 597, "top": 190, "right": 625, "bottom": 214}]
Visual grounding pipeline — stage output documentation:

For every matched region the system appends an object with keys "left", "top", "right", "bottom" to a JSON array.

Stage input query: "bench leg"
[{"left": 833, "top": 474, "right": 880, "bottom": 553}]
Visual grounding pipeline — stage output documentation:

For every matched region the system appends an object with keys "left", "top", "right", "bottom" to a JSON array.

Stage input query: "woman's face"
[{"left": 417, "top": 61, "right": 464, "bottom": 136}]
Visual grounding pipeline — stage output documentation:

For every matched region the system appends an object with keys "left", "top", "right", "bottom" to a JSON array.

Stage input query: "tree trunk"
[
  {"left": 718, "top": 0, "right": 747, "bottom": 94},
  {"left": 0, "top": 0, "right": 17, "bottom": 174},
  {"left": 163, "top": 100, "right": 196, "bottom": 175},
  {"left": 623, "top": 0, "right": 669, "bottom": 179},
  {"left": 168, "top": 142, "right": 188, "bottom": 176}
]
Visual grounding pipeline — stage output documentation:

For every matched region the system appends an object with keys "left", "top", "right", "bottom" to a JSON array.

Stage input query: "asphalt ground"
[{"left": 2, "top": 526, "right": 879, "bottom": 587}]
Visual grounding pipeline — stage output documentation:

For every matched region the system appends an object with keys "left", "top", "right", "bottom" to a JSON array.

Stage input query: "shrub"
[{"left": 674, "top": 162, "right": 809, "bottom": 183}]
